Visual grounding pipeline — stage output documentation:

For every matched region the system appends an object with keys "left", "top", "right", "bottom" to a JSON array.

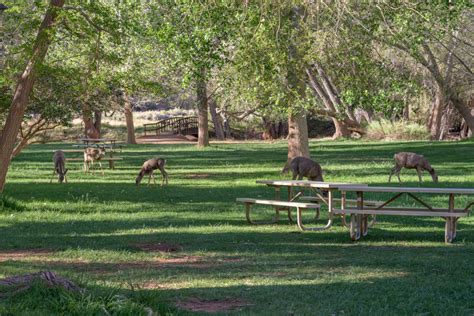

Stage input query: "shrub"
[{"left": 366, "top": 119, "right": 430, "bottom": 140}]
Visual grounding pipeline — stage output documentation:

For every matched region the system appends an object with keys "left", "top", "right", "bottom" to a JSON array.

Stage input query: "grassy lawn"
[{"left": 1, "top": 139, "right": 474, "bottom": 315}]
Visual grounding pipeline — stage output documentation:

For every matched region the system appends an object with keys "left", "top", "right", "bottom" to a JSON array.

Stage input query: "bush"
[{"left": 366, "top": 119, "right": 430, "bottom": 140}]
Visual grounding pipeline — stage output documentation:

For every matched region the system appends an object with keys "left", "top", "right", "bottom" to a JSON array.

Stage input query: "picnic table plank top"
[
  {"left": 336, "top": 185, "right": 474, "bottom": 194},
  {"left": 256, "top": 180, "right": 368, "bottom": 189},
  {"left": 78, "top": 138, "right": 116, "bottom": 142}
]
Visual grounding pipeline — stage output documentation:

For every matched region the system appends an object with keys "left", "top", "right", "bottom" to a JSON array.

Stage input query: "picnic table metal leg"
[
  {"left": 349, "top": 191, "right": 364, "bottom": 241},
  {"left": 358, "top": 192, "right": 368, "bottom": 237},
  {"left": 245, "top": 203, "right": 279, "bottom": 225},
  {"left": 108, "top": 152, "right": 115, "bottom": 169},
  {"left": 350, "top": 214, "right": 361, "bottom": 241},
  {"left": 286, "top": 186, "right": 293, "bottom": 223},
  {"left": 445, "top": 194, "right": 455, "bottom": 243},
  {"left": 341, "top": 191, "right": 350, "bottom": 228},
  {"left": 295, "top": 190, "right": 333, "bottom": 231}
]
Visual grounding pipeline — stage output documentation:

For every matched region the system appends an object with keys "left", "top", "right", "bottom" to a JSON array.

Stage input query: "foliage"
[{"left": 366, "top": 119, "right": 430, "bottom": 141}]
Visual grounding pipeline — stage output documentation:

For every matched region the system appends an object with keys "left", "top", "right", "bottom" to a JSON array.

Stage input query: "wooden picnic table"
[
  {"left": 238, "top": 180, "right": 369, "bottom": 231},
  {"left": 78, "top": 138, "right": 117, "bottom": 145},
  {"left": 69, "top": 138, "right": 125, "bottom": 170},
  {"left": 335, "top": 185, "right": 474, "bottom": 243}
]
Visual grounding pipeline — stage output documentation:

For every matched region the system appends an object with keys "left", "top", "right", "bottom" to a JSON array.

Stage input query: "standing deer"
[
  {"left": 135, "top": 158, "right": 169, "bottom": 186},
  {"left": 84, "top": 146, "right": 106, "bottom": 175},
  {"left": 50, "top": 150, "right": 68, "bottom": 183},
  {"left": 389, "top": 152, "right": 438, "bottom": 183},
  {"left": 282, "top": 156, "right": 324, "bottom": 181}
]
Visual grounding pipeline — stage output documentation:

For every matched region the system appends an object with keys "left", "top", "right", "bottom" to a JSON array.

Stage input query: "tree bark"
[
  {"left": 305, "top": 67, "right": 352, "bottom": 138},
  {"left": 220, "top": 112, "right": 232, "bottom": 139},
  {"left": 124, "top": 92, "right": 136, "bottom": 144},
  {"left": 451, "top": 96, "right": 474, "bottom": 135},
  {"left": 196, "top": 67, "right": 209, "bottom": 147},
  {"left": 83, "top": 104, "right": 100, "bottom": 139},
  {"left": 428, "top": 86, "right": 446, "bottom": 140},
  {"left": 209, "top": 99, "right": 224, "bottom": 140},
  {"left": 288, "top": 112, "right": 309, "bottom": 159},
  {"left": 0, "top": 0, "right": 65, "bottom": 193}
]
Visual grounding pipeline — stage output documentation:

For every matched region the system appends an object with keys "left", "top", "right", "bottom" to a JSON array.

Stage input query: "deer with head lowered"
[
  {"left": 50, "top": 150, "right": 68, "bottom": 183},
  {"left": 135, "top": 158, "right": 169, "bottom": 186},
  {"left": 282, "top": 156, "right": 324, "bottom": 181},
  {"left": 84, "top": 146, "right": 106, "bottom": 175},
  {"left": 282, "top": 156, "right": 327, "bottom": 197},
  {"left": 389, "top": 152, "right": 438, "bottom": 183}
]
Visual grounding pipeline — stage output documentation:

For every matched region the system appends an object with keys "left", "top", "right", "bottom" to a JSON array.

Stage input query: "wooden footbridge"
[
  {"left": 143, "top": 116, "right": 199, "bottom": 137},
  {"left": 138, "top": 116, "right": 200, "bottom": 143}
]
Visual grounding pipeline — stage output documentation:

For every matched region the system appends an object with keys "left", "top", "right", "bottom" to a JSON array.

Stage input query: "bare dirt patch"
[
  {"left": 176, "top": 298, "right": 252, "bottom": 313},
  {"left": 0, "top": 249, "right": 53, "bottom": 262},
  {"left": 134, "top": 242, "right": 183, "bottom": 253}
]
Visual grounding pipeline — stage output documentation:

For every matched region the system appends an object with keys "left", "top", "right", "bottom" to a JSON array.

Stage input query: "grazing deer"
[
  {"left": 50, "top": 150, "right": 68, "bottom": 183},
  {"left": 84, "top": 146, "right": 106, "bottom": 175},
  {"left": 389, "top": 152, "right": 438, "bottom": 183},
  {"left": 135, "top": 158, "right": 169, "bottom": 186},
  {"left": 282, "top": 156, "right": 324, "bottom": 181}
]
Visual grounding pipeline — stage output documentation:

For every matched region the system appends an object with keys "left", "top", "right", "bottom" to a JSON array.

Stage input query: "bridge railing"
[{"left": 143, "top": 116, "right": 199, "bottom": 136}]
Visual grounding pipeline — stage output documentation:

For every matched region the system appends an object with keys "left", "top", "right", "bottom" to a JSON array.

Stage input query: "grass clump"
[
  {"left": 0, "top": 280, "right": 174, "bottom": 315},
  {"left": 0, "top": 195, "right": 26, "bottom": 213},
  {"left": 366, "top": 119, "right": 430, "bottom": 140}
]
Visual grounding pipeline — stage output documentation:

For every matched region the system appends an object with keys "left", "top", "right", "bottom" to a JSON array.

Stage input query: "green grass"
[{"left": 1, "top": 139, "right": 474, "bottom": 315}]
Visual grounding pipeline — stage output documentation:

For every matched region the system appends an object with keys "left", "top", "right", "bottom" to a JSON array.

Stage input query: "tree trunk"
[
  {"left": 305, "top": 67, "right": 352, "bottom": 138},
  {"left": 0, "top": 0, "right": 65, "bottom": 193},
  {"left": 288, "top": 112, "right": 309, "bottom": 160},
  {"left": 209, "top": 99, "right": 224, "bottom": 140},
  {"left": 451, "top": 96, "right": 474, "bottom": 137},
  {"left": 429, "top": 87, "right": 446, "bottom": 140},
  {"left": 124, "top": 92, "right": 136, "bottom": 144},
  {"left": 196, "top": 67, "right": 209, "bottom": 147},
  {"left": 83, "top": 105, "right": 100, "bottom": 139},
  {"left": 220, "top": 112, "right": 232, "bottom": 139},
  {"left": 94, "top": 110, "right": 102, "bottom": 134}
]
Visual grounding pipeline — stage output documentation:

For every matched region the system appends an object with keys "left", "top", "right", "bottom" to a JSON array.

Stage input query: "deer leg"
[
  {"left": 50, "top": 170, "right": 56, "bottom": 183},
  {"left": 98, "top": 161, "right": 104, "bottom": 176},
  {"left": 152, "top": 172, "right": 157, "bottom": 185},
  {"left": 416, "top": 167, "right": 423, "bottom": 182},
  {"left": 394, "top": 166, "right": 402, "bottom": 182},
  {"left": 163, "top": 170, "right": 169, "bottom": 185},
  {"left": 388, "top": 166, "right": 397, "bottom": 183},
  {"left": 148, "top": 173, "right": 152, "bottom": 185}
]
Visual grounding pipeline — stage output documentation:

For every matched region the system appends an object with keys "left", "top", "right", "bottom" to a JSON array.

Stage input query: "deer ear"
[{"left": 64, "top": 169, "right": 68, "bottom": 175}]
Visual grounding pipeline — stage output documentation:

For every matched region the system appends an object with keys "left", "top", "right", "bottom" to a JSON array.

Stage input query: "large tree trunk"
[
  {"left": 209, "top": 99, "right": 224, "bottom": 140},
  {"left": 220, "top": 112, "right": 232, "bottom": 139},
  {"left": 428, "top": 87, "right": 446, "bottom": 140},
  {"left": 305, "top": 67, "right": 353, "bottom": 138},
  {"left": 288, "top": 112, "right": 309, "bottom": 159},
  {"left": 451, "top": 96, "right": 474, "bottom": 137},
  {"left": 83, "top": 105, "right": 100, "bottom": 139},
  {"left": 0, "top": 0, "right": 65, "bottom": 193},
  {"left": 196, "top": 67, "right": 209, "bottom": 147},
  {"left": 124, "top": 92, "right": 136, "bottom": 144}
]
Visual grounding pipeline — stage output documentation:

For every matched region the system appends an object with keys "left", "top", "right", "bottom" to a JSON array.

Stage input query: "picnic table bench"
[
  {"left": 335, "top": 185, "right": 474, "bottom": 243},
  {"left": 236, "top": 180, "right": 474, "bottom": 243},
  {"left": 237, "top": 180, "right": 368, "bottom": 231}
]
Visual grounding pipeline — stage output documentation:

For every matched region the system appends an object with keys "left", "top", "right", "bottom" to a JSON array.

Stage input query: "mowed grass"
[{"left": 1, "top": 139, "right": 474, "bottom": 315}]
